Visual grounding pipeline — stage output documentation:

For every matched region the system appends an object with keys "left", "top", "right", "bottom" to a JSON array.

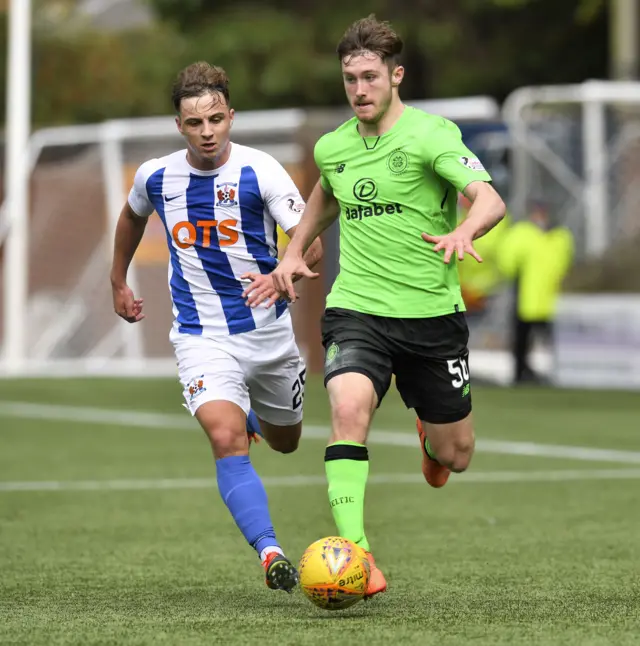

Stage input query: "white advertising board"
[{"left": 553, "top": 294, "right": 640, "bottom": 390}]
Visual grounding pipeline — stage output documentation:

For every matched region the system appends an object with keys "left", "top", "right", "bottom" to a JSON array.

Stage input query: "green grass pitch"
[{"left": 1, "top": 376, "right": 639, "bottom": 645}]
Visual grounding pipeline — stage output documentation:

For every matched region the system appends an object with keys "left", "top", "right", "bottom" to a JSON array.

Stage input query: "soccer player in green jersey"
[{"left": 267, "top": 15, "right": 506, "bottom": 597}]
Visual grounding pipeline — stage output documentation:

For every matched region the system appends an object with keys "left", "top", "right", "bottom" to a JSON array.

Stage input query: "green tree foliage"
[
  {"left": 0, "top": 0, "right": 608, "bottom": 126},
  {"left": 147, "top": 0, "right": 609, "bottom": 105}
]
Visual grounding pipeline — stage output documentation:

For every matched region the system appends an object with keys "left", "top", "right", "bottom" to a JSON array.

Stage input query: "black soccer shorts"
[{"left": 321, "top": 307, "right": 472, "bottom": 424}]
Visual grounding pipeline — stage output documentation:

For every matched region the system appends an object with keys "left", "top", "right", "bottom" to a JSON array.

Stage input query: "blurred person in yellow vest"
[
  {"left": 457, "top": 194, "right": 510, "bottom": 315},
  {"left": 498, "top": 200, "right": 574, "bottom": 384},
  {"left": 276, "top": 225, "right": 290, "bottom": 258}
]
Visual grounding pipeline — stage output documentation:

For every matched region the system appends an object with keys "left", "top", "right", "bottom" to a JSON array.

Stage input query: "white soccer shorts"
[{"left": 170, "top": 311, "right": 306, "bottom": 426}]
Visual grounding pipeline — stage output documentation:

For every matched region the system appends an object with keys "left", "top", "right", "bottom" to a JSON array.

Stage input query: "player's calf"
[
  {"left": 437, "top": 443, "right": 474, "bottom": 473},
  {"left": 258, "top": 419, "right": 302, "bottom": 454},
  {"left": 421, "top": 415, "right": 475, "bottom": 473},
  {"left": 194, "top": 401, "right": 293, "bottom": 586},
  {"left": 430, "top": 434, "right": 475, "bottom": 473}
]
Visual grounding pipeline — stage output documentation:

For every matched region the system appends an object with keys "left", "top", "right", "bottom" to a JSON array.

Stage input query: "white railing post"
[
  {"left": 582, "top": 98, "right": 608, "bottom": 257},
  {"left": 100, "top": 123, "right": 144, "bottom": 365},
  {"left": 2, "top": 0, "right": 32, "bottom": 374}
]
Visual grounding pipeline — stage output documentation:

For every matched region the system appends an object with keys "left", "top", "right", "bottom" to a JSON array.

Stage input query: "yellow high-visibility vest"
[
  {"left": 458, "top": 213, "right": 511, "bottom": 300},
  {"left": 497, "top": 220, "right": 574, "bottom": 321}
]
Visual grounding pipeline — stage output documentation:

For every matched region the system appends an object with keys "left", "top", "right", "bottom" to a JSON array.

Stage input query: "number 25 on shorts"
[{"left": 292, "top": 368, "right": 307, "bottom": 410}]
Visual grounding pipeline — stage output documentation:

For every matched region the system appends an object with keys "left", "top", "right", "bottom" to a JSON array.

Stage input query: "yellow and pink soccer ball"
[{"left": 298, "top": 536, "right": 370, "bottom": 610}]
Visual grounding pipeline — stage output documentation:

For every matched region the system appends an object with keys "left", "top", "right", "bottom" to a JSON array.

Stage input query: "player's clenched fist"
[{"left": 112, "top": 283, "right": 145, "bottom": 323}]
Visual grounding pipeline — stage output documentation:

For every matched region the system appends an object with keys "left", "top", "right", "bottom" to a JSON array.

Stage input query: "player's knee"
[
  {"left": 205, "top": 426, "right": 248, "bottom": 459},
  {"left": 331, "top": 400, "right": 369, "bottom": 439}
]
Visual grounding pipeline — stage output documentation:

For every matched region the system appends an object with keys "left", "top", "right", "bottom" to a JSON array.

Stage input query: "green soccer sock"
[
  {"left": 324, "top": 441, "right": 370, "bottom": 552},
  {"left": 424, "top": 437, "right": 437, "bottom": 461}
]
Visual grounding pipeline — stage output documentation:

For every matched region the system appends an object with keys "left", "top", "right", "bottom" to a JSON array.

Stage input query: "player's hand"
[
  {"left": 241, "top": 272, "right": 289, "bottom": 309},
  {"left": 112, "top": 283, "right": 145, "bottom": 323},
  {"left": 421, "top": 229, "right": 483, "bottom": 265},
  {"left": 271, "top": 253, "right": 319, "bottom": 303}
]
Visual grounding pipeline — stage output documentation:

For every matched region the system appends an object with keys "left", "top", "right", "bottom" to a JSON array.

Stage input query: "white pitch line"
[
  {"left": 2, "top": 469, "right": 640, "bottom": 493},
  {"left": 368, "top": 431, "right": 640, "bottom": 464},
  {"left": 1, "top": 400, "right": 640, "bottom": 464},
  {"left": 0, "top": 401, "right": 195, "bottom": 431}
]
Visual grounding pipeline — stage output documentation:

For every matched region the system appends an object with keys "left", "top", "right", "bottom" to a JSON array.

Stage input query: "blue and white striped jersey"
[{"left": 128, "top": 144, "right": 305, "bottom": 337}]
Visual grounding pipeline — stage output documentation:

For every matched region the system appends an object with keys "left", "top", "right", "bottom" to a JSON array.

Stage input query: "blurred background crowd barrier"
[{"left": 0, "top": 0, "right": 638, "bottom": 390}]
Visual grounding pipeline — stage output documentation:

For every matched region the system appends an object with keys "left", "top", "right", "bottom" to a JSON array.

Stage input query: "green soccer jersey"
[{"left": 314, "top": 106, "right": 493, "bottom": 318}]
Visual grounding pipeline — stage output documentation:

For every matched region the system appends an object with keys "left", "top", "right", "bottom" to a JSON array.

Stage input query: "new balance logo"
[
  {"left": 164, "top": 193, "right": 181, "bottom": 202},
  {"left": 334, "top": 163, "right": 346, "bottom": 174}
]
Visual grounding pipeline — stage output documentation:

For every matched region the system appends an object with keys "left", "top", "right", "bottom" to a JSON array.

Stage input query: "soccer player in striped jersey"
[{"left": 110, "top": 62, "right": 322, "bottom": 593}]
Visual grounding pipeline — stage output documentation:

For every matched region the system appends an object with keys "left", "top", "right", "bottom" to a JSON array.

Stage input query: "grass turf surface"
[{"left": 1, "top": 376, "right": 639, "bottom": 645}]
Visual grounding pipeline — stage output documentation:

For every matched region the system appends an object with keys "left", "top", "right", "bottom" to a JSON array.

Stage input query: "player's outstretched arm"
[
  {"left": 272, "top": 180, "right": 338, "bottom": 302},
  {"left": 459, "top": 181, "right": 506, "bottom": 240},
  {"left": 241, "top": 231, "right": 324, "bottom": 309},
  {"left": 300, "top": 233, "right": 324, "bottom": 274},
  {"left": 110, "top": 203, "right": 148, "bottom": 323},
  {"left": 422, "top": 181, "right": 506, "bottom": 264}
]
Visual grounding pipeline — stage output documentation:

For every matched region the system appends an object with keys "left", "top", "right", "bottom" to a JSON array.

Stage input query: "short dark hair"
[
  {"left": 171, "top": 62, "right": 230, "bottom": 113},
  {"left": 337, "top": 15, "right": 403, "bottom": 67}
]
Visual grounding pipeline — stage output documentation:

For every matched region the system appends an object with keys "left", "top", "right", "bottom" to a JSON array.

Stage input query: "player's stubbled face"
[
  {"left": 177, "top": 92, "right": 234, "bottom": 166},
  {"left": 342, "top": 52, "right": 393, "bottom": 124}
]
